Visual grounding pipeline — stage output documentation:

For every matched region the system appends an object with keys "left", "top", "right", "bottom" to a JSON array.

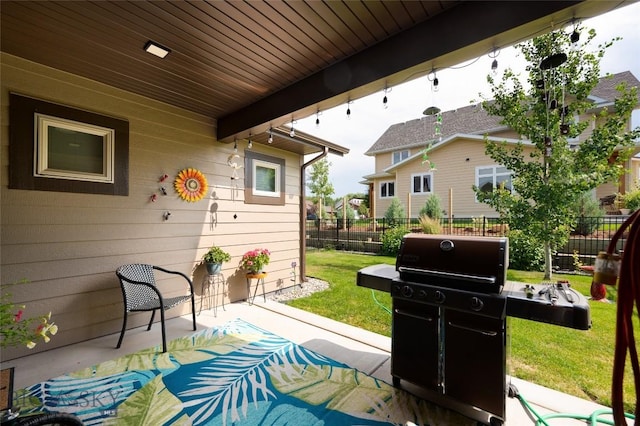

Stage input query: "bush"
[
  {"left": 383, "top": 198, "right": 405, "bottom": 227},
  {"left": 418, "top": 214, "right": 442, "bottom": 234},
  {"left": 381, "top": 226, "right": 410, "bottom": 256},
  {"left": 507, "top": 230, "right": 545, "bottom": 271},
  {"left": 570, "top": 192, "right": 603, "bottom": 236},
  {"left": 623, "top": 183, "right": 640, "bottom": 212},
  {"left": 419, "top": 194, "right": 443, "bottom": 220},
  {"left": 336, "top": 205, "right": 355, "bottom": 229}
]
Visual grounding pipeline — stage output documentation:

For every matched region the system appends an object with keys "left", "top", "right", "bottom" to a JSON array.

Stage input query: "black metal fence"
[{"left": 305, "top": 216, "right": 628, "bottom": 269}]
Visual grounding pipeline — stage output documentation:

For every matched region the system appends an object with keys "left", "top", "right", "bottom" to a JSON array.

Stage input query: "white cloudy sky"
[{"left": 296, "top": 2, "right": 640, "bottom": 198}]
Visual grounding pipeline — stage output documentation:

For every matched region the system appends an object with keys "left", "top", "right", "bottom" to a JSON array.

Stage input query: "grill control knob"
[
  {"left": 418, "top": 289, "right": 427, "bottom": 299},
  {"left": 470, "top": 297, "right": 484, "bottom": 311},
  {"left": 401, "top": 286, "right": 414, "bottom": 298},
  {"left": 434, "top": 290, "right": 446, "bottom": 304}
]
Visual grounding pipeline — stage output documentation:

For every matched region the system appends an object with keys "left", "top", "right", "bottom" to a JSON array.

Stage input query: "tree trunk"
[{"left": 543, "top": 241, "right": 553, "bottom": 280}]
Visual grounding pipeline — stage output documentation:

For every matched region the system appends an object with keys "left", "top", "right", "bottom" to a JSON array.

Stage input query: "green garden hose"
[
  {"left": 511, "top": 384, "right": 635, "bottom": 425},
  {"left": 371, "top": 289, "right": 392, "bottom": 315}
]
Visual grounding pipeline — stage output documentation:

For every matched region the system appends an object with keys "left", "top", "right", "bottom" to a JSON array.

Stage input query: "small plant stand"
[
  {"left": 246, "top": 272, "right": 267, "bottom": 305},
  {"left": 200, "top": 272, "right": 226, "bottom": 317}
]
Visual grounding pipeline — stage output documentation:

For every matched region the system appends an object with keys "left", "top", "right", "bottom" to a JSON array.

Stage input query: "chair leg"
[
  {"left": 116, "top": 311, "right": 128, "bottom": 349},
  {"left": 160, "top": 308, "right": 167, "bottom": 353},
  {"left": 147, "top": 310, "right": 156, "bottom": 331}
]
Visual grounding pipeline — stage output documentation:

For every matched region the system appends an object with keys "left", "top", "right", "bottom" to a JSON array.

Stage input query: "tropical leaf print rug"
[{"left": 15, "top": 319, "right": 474, "bottom": 425}]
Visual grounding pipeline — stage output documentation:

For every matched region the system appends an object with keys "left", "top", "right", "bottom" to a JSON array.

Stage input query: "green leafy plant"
[
  {"left": 1, "top": 280, "right": 58, "bottom": 349},
  {"left": 203, "top": 246, "right": 231, "bottom": 264},
  {"left": 619, "top": 182, "right": 640, "bottom": 212},
  {"left": 474, "top": 25, "right": 639, "bottom": 279},
  {"left": 507, "top": 230, "right": 545, "bottom": 271},
  {"left": 380, "top": 226, "right": 410, "bottom": 256},
  {"left": 383, "top": 198, "right": 405, "bottom": 228},
  {"left": 570, "top": 192, "right": 604, "bottom": 236},
  {"left": 418, "top": 194, "right": 443, "bottom": 220},
  {"left": 239, "top": 248, "right": 271, "bottom": 272}
]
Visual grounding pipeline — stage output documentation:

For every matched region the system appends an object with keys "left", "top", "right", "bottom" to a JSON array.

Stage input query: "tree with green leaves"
[
  {"left": 306, "top": 159, "right": 334, "bottom": 214},
  {"left": 475, "top": 26, "right": 639, "bottom": 279}
]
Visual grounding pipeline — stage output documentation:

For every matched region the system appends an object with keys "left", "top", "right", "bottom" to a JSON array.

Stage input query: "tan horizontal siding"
[{"left": 1, "top": 54, "right": 304, "bottom": 360}]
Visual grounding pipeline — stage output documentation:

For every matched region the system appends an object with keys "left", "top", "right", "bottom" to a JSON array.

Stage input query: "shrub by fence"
[{"left": 305, "top": 216, "right": 628, "bottom": 270}]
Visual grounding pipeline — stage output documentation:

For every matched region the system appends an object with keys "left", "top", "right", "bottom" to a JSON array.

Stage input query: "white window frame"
[
  {"left": 392, "top": 150, "right": 409, "bottom": 165},
  {"left": 252, "top": 159, "right": 281, "bottom": 198},
  {"left": 380, "top": 181, "right": 395, "bottom": 199},
  {"left": 475, "top": 165, "right": 513, "bottom": 200},
  {"left": 34, "top": 113, "right": 114, "bottom": 183},
  {"left": 411, "top": 172, "right": 433, "bottom": 194}
]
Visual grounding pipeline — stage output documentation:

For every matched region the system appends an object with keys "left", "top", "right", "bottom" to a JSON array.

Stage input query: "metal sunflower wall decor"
[{"left": 174, "top": 168, "right": 208, "bottom": 202}]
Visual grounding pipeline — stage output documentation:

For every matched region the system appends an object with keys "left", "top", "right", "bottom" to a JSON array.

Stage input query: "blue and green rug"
[{"left": 15, "top": 319, "right": 473, "bottom": 425}]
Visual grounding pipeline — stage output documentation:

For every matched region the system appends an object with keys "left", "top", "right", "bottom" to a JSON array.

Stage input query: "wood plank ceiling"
[{"left": 0, "top": 0, "right": 626, "bottom": 150}]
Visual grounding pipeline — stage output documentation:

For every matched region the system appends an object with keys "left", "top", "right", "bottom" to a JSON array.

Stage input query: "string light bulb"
[
  {"left": 346, "top": 99, "right": 353, "bottom": 119},
  {"left": 427, "top": 69, "right": 439, "bottom": 92},
  {"left": 247, "top": 133, "right": 252, "bottom": 149},
  {"left": 233, "top": 138, "right": 238, "bottom": 153},
  {"left": 489, "top": 48, "right": 500, "bottom": 75},
  {"left": 570, "top": 19, "right": 580, "bottom": 44},
  {"left": 315, "top": 109, "right": 321, "bottom": 127},
  {"left": 268, "top": 127, "right": 273, "bottom": 143},
  {"left": 382, "top": 85, "right": 391, "bottom": 109},
  {"left": 289, "top": 119, "right": 295, "bottom": 137}
]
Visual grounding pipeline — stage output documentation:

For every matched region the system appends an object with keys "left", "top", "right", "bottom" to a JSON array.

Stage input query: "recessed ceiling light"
[{"left": 144, "top": 41, "right": 171, "bottom": 58}]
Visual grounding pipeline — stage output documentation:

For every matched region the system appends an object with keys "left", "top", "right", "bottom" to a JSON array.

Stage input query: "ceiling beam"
[{"left": 217, "top": 0, "right": 582, "bottom": 140}]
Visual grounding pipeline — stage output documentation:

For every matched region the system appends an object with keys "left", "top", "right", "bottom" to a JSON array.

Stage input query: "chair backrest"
[{"left": 116, "top": 264, "right": 159, "bottom": 311}]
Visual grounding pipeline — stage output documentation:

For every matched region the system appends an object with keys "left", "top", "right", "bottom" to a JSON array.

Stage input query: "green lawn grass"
[{"left": 288, "top": 250, "right": 636, "bottom": 413}]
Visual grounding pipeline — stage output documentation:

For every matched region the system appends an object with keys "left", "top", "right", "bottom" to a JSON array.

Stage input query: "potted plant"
[
  {"left": 239, "top": 248, "right": 270, "bottom": 274},
  {"left": 202, "top": 246, "right": 231, "bottom": 275}
]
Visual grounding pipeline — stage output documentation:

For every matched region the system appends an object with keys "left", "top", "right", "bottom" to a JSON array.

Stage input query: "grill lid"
[{"left": 396, "top": 234, "right": 508, "bottom": 293}]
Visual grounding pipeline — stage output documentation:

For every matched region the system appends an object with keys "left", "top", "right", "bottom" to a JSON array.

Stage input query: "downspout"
[{"left": 300, "top": 147, "right": 329, "bottom": 282}]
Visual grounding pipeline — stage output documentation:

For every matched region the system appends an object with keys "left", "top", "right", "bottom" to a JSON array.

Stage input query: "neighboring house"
[
  {"left": 362, "top": 71, "right": 640, "bottom": 218},
  {"left": 335, "top": 198, "right": 364, "bottom": 218},
  {"left": 0, "top": 55, "right": 348, "bottom": 360}
]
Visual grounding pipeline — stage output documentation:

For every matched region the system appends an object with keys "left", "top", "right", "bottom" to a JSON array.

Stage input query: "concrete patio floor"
[{"left": 2, "top": 300, "right": 628, "bottom": 425}]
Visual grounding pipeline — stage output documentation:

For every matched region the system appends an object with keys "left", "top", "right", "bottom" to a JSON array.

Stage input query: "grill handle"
[
  {"left": 394, "top": 309, "right": 435, "bottom": 322},
  {"left": 448, "top": 321, "right": 498, "bottom": 336},
  {"left": 398, "top": 267, "right": 496, "bottom": 285}
]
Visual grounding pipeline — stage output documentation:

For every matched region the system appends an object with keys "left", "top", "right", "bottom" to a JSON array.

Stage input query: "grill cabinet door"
[
  {"left": 391, "top": 299, "right": 440, "bottom": 391},
  {"left": 444, "top": 309, "right": 506, "bottom": 419}
]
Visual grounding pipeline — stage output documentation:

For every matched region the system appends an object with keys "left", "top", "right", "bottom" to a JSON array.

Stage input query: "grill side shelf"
[
  {"left": 357, "top": 264, "right": 397, "bottom": 293},
  {"left": 504, "top": 281, "right": 592, "bottom": 330}
]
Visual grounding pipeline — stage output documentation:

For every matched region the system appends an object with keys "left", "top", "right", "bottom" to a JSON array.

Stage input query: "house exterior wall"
[
  {"left": 1, "top": 54, "right": 302, "bottom": 360},
  {"left": 370, "top": 111, "right": 640, "bottom": 218},
  {"left": 393, "top": 139, "right": 537, "bottom": 218}
]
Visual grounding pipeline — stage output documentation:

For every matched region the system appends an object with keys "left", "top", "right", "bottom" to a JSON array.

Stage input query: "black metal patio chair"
[{"left": 115, "top": 264, "right": 196, "bottom": 353}]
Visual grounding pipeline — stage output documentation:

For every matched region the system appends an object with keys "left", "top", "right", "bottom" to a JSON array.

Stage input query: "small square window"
[
  {"left": 253, "top": 159, "right": 280, "bottom": 197},
  {"left": 245, "top": 151, "right": 285, "bottom": 205}
]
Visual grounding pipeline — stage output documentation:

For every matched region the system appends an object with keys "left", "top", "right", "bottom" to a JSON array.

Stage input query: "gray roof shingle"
[{"left": 365, "top": 71, "right": 640, "bottom": 155}]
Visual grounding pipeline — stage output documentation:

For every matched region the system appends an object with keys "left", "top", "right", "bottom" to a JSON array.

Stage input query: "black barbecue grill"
[{"left": 357, "top": 234, "right": 591, "bottom": 426}]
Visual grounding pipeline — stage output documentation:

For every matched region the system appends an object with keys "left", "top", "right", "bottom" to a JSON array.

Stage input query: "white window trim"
[
  {"left": 252, "top": 159, "right": 281, "bottom": 198},
  {"left": 34, "top": 113, "right": 114, "bottom": 183},
  {"left": 411, "top": 172, "right": 433, "bottom": 194},
  {"left": 380, "top": 180, "right": 395, "bottom": 199},
  {"left": 392, "top": 150, "right": 409, "bottom": 165},
  {"left": 475, "top": 165, "right": 513, "bottom": 201}
]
